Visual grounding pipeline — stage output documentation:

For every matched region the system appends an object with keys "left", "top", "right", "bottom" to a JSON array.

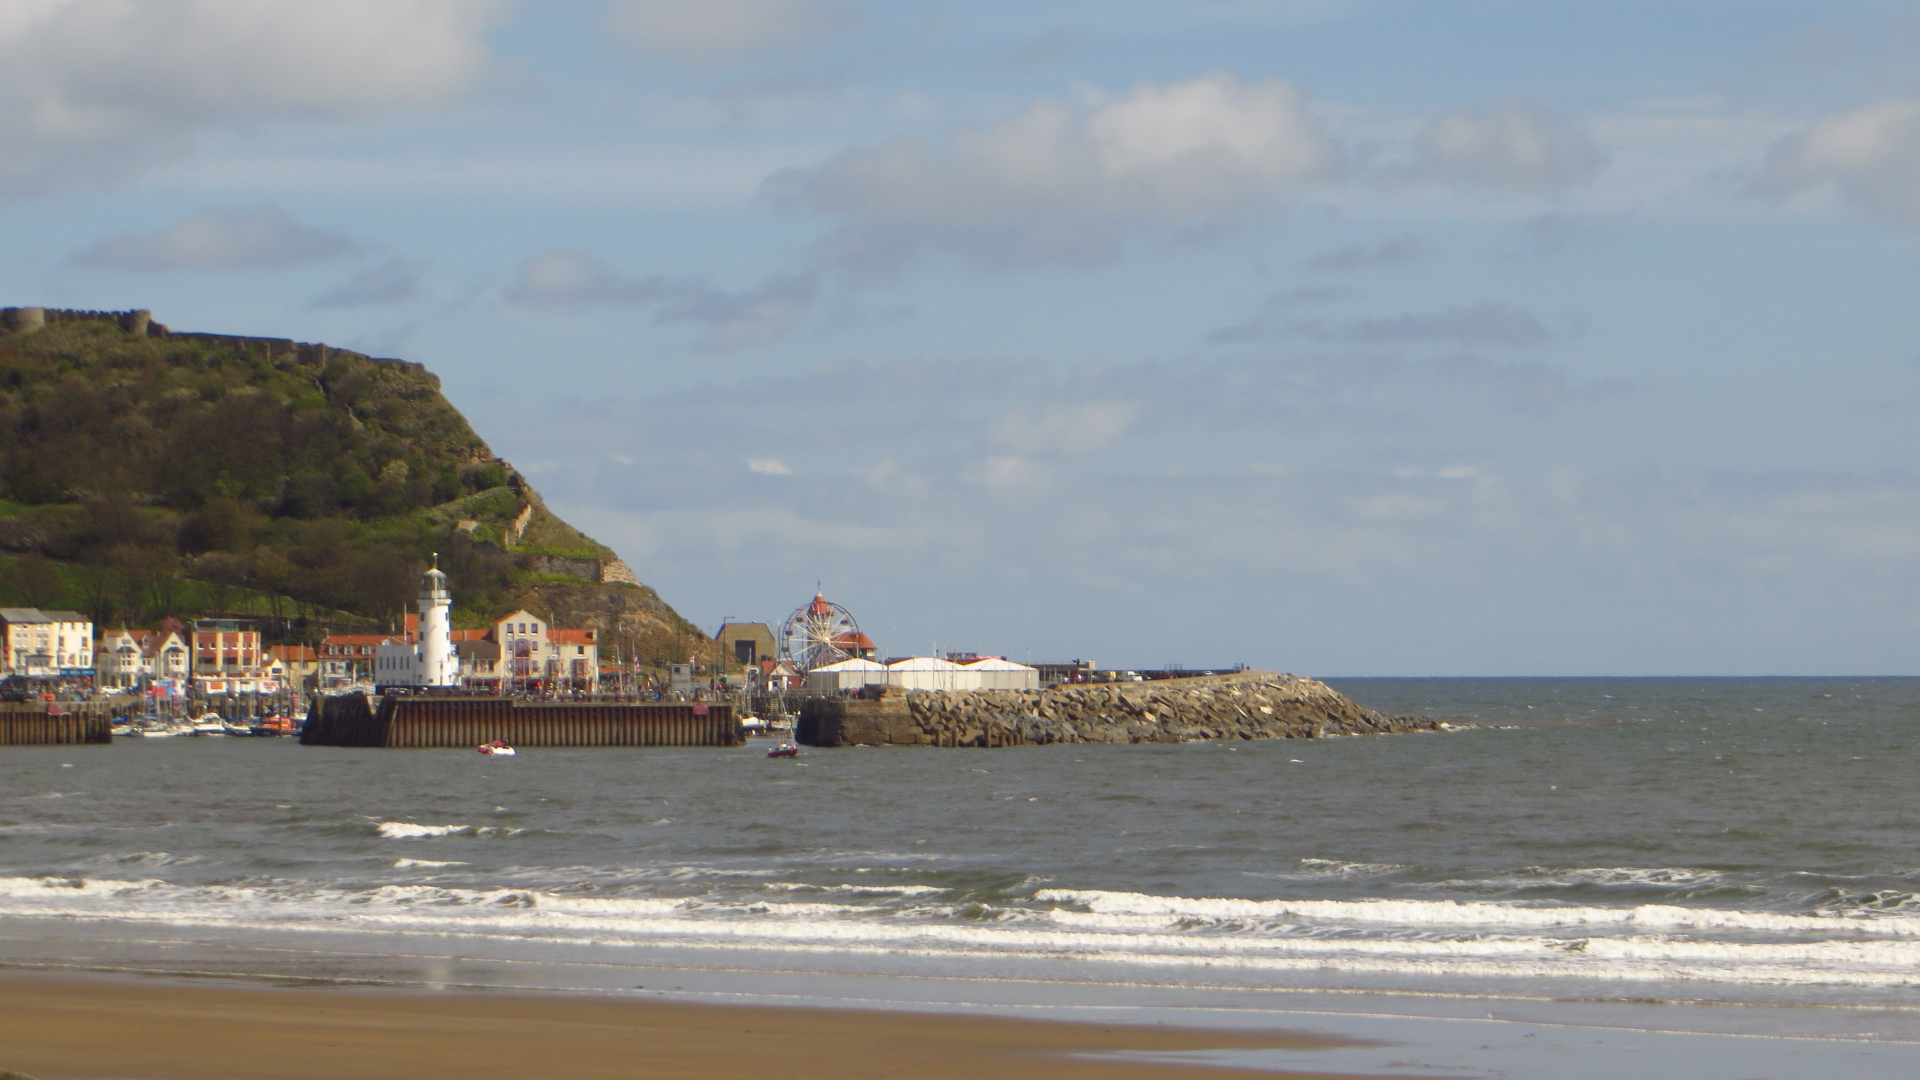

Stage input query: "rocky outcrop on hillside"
[{"left": 797, "top": 671, "right": 1448, "bottom": 748}]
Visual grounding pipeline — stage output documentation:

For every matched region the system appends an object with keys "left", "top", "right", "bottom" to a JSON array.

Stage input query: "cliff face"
[
  {"left": 0, "top": 308, "right": 707, "bottom": 664},
  {"left": 797, "top": 671, "right": 1448, "bottom": 748}
]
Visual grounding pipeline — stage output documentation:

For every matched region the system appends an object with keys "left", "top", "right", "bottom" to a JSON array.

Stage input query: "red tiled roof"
[{"left": 550, "top": 628, "right": 596, "bottom": 645}]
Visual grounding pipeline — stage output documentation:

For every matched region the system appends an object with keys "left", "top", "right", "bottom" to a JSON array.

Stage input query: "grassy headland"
[{"left": 0, "top": 316, "right": 715, "bottom": 667}]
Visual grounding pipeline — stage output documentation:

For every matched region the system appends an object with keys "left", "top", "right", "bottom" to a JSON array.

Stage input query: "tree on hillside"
[{"left": 0, "top": 555, "right": 63, "bottom": 608}]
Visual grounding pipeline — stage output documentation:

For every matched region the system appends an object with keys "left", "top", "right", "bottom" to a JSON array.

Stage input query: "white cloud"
[
  {"left": 0, "top": 0, "right": 508, "bottom": 200},
  {"left": 747, "top": 458, "right": 792, "bottom": 475},
  {"left": 764, "top": 73, "right": 1343, "bottom": 270},
  {"left": 313, "top": 259, "right": 426, "bottom": 307},
  {"left": 963, "top": 454, "right": 1052, "bottom": 493},
  {"left": 987, "top": 401, "right": 1141, "bottom": 457},
  {"left": 1414, "top": 100, "right": 1610, "bottom": 192},
  {"left": 508, "top": 248, "right": 816, "bottom": 349},
  {"left": 510, "top": 248, "right": 673, "bottom": 305},
  {"left": 72, "top": 206, "right": 357, "bottom": 271},
  {"left": 605, "top": 0, "right": 856, "bottom": 62},
  {"left": 1756, "top": 96, "right": 1920, "bottom": 225}
]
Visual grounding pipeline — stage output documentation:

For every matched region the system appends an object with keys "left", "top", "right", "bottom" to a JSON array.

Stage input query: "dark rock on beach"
[{"left": 797, "top": 670, "right": 1447, "bottom": 748}]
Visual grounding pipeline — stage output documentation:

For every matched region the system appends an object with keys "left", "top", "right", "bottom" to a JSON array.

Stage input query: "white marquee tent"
[
  {"left": 886, "top": 656, "right": 975, "bottom": 692},
  {"left": 804, "top": 657, "right": 889, "bottom": 692},
  {"left": 963, "top": 657, "right": 1040, "bottom": 691}
]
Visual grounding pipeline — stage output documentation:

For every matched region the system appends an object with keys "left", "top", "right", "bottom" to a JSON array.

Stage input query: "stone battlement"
[{"left": 1, "top": 306, "right": 435, "bottom": 385}]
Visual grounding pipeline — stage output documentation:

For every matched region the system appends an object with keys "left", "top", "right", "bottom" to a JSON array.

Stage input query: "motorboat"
[
  {"left": 477, "top": 740, "right": 516, "bottom": 756},
  {"left": 766, "top": 743, "right": 799, "bottom": 758},
  {"left": 188, "top": 718, "right": 228, "bottom": 736}
]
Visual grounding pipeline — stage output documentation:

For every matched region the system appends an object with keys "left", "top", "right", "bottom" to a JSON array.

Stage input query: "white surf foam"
[
  {"left": 13, "top": 874, "right": 1920, "bottom": 992},
  {"left": 376, "top": 822, "right": 469, "bottom": 839},
  {"left": 374, "top": 822, "right": 523, "bottom": 839},
  {"left": 1033, "top": 889, "right": 1920, "bottom": 937}
]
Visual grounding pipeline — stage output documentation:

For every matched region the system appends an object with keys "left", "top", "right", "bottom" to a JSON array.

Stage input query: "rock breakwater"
[{"left": 796, "top": 670, "right": 1445, "bottom": 748}]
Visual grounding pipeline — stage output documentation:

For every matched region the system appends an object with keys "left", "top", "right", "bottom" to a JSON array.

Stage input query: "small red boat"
[
  {"left": 766, "top": 743, "right": 799, "bottom": 758},
  {"left": 478, "top": 740, "right": 517, "bottom": 756}
]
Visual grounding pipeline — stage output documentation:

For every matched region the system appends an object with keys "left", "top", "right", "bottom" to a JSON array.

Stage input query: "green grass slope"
[{"left": 0, "top": 315, "right": 716, "bottom": 669}]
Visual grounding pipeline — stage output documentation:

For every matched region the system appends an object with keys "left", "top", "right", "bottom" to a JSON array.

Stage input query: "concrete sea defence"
[
  {"left": 797, "top": 670, "right": 1444, "bottom": 748},
  {"left": 302, "top": 694, "right": 741, "bottom": 748}
]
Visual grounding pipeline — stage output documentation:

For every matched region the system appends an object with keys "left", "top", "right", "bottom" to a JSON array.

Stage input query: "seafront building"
[
  {"left": 189, "top": 618, "right": 278, "bottom": 694},
  {"left": 471, "top": 609, "right": 599, "bottom": 692},
  {"left": 268, "top": 644, "right": 320, "bottom": 689},
  {"left": 317, "top": 633, "right": 393, "bottom": 685},
  {"left": 0, "top": 608, "right": 94, "bottom": 678},
  {"left": 365, "top": 564, "right": 601, "bottom": 693}
]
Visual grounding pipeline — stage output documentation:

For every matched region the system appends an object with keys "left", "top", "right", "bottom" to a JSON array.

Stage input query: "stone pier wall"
[{"left": 798, "top": 671, "right": 1445, "bottom": 748}]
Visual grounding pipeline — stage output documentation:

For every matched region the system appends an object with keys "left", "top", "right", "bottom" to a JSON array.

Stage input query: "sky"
[{"left": 4, "top": 0, "right": 1920, "bottom": 675}]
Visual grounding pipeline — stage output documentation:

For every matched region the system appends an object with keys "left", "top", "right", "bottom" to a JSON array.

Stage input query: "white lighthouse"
[
  {"left": 375, "top": 554, "right": 461, "bottom": 688},
  {"left": 417, "top": 554, "right": 458, "bottom": 686}
]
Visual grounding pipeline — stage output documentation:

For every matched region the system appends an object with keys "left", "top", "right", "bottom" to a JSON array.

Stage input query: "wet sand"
[{"left": 0, "top": 973, "right": 1385, "bottom": 1080}]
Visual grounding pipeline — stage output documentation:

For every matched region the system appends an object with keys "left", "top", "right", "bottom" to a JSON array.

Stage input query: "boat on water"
[
  {"left": 767, "top": 743, "right": 799, "bottom": 758},
  {"left": 477, "top": 740, "right": 516, "bottom": 756},
  {"left": 188, "top": 718, "right": 228, "bottom": 736}
]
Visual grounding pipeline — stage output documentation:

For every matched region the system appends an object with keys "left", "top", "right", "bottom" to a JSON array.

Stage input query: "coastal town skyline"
[{"left": 3, "top": 2, "right": 1918, "bottom": 674}]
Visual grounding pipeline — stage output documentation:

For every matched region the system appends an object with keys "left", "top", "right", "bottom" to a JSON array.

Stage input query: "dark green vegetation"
[{"left": 0, "top": 316, "right": 715, "bottom": 667}]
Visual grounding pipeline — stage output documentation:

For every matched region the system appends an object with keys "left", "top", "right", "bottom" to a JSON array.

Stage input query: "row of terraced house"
[
  {"left": 2, "top": 608, "right": 305, "bottom": 694},
  {"left": 1, "top": 605, "right": 599, "bottom": 695},
  {"left": 318, "top": 607, "right": 600, "bottom": 693}
]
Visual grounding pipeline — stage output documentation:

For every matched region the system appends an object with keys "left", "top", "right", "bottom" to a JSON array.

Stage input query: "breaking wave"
[{"left": 7, "top": 872, "right": 1920, "bottom": 993}]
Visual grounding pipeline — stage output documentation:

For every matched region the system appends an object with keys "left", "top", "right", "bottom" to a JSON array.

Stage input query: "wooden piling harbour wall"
[
  {"left": 0, "top": 703, "right": 113, "bottom": 745},
  {"left": 301, "top": 695, "right": 741, "bottom": 749}
]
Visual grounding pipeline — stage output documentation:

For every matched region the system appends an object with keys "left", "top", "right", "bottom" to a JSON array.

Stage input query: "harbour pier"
[
  {"left": 0, "top": 701, "right": 115, "bottom": 745},
  {"left": 301, "top": 693, "right": 741, "bottom": 748}
]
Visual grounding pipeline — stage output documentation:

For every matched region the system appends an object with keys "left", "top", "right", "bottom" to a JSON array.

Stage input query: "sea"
[{"left": 6, "top": 677, "right": 1920, "bottom": 1078}]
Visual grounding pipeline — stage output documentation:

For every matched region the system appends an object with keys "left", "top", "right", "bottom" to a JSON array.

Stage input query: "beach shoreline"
[{"left": 0, "top": 970, "right": 1376, "bottom": 1080}]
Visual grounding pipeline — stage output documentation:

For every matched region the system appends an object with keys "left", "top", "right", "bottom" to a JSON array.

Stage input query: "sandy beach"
[{"left": 0, "top": 973, "right": 1381, "bottom": 1080}]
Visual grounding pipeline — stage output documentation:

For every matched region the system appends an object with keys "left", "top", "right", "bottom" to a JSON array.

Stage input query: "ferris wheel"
[{"left": 780, "top": 592, "right": 864, "bottom": 672}]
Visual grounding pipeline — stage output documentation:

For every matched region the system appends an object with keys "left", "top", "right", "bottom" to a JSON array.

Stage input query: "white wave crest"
[
  {"left": 393, "top": 859, "right": 467, "bottom": 869},
  {"left": 374, "top": 822, "right": 524, "bottom": 840},
  {"left": 376, "top": 822, "right": 469, "bottom": 839},
  {"left": 18, "top": 873, "right": 1920, "bottom": 992},
  {"left": 1032, "top": 889, "right": 1920, "bottom": 936},
  {"left": 766, "top": 882, "right": 945, "bottom": 897},
  {"left": 0, "top": 875, "right": 165, "bottom": 898}
]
